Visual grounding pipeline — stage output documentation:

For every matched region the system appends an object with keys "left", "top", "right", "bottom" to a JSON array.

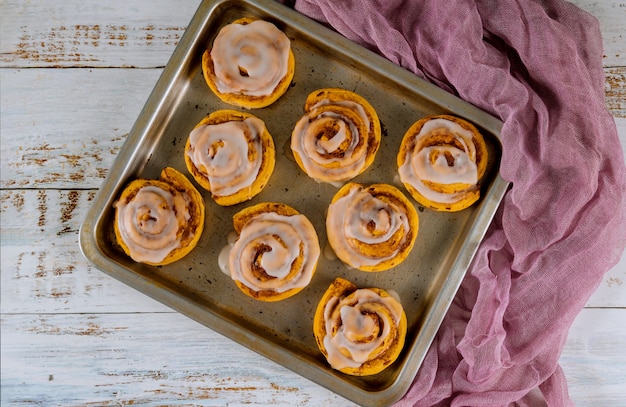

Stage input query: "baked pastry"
[
  {"left": 397, "top": 114, "right": 488, "bottom": 212},
  {"left": 313, "top": 277, "right": 407, "bottom": 376},
  {"left": 326, "top": 182, "right": 418, "bottom": 272},
  {"left": 290, "top": 88, "right": 381, "bottom": 184},
  {"left": 225, "top": 202, "right": 320, "bottom": 302},
  {"left": 202, "top": 18, "right": 295, "bottom": 109},
  {"left": 184, "top": 109, "right": 275, "bottom": 206},
  {"left": 113, "top": 167, "right": 205, "bottom": 266}
]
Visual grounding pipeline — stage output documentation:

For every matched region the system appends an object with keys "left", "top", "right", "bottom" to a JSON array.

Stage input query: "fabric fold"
[{"left": 290, "top": 0, "right": 626, "bottom": 405}]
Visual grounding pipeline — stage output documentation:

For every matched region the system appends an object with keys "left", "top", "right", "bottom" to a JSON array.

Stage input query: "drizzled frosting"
[
  {"left": 187, "top": 117, "right": 265, "bottom": 198},
  {"left": 210, "top": 20, "right": 290, "bottom": 97},
  {"left": 115, "top": 185, "right": 191, "bottom": 263},
  {"left": 398, "top": 118, "right": 479, "bottom": 204},
  {"left": 326, "top": 183, "right": 414, "bottom": 269},
  {"left": 322, "top": 288, "right": 404, "bottom": 370},
  {"left": 227, "top": 211, "right": 320, "bottom": 294},
  {"left": 291, "top": 98, "right": 375, "bottom": 183}
]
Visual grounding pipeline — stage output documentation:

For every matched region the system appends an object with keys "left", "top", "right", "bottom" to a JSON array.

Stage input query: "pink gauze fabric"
[{"left": 288, "top": 0, "right": 626, "bottom": 406}]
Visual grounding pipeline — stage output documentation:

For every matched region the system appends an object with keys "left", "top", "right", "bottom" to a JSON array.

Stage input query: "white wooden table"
[{"left": 1, "top": 1, "right": 625, "bottom": 405}]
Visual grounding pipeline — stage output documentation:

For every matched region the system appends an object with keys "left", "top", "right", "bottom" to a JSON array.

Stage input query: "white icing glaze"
[
  {"left": 398, "top": 118, "right": 479, "bottom": 203},
  {"left": 218, "top": 231, "right": 239, "bottom": 276},
  {"left": 228, "top": 211, "right": 320, "bottom": 293},
  {"left": 322, "top": 242, "right": 338, "bottom": 261},
  {"left": 115, "top": 185, "right": 191, "bottom": 263},
  {"left": 187, "top": 117, "right": 265, "bottom": 198},
  {"left": 291, "top": 99, "right": 372, "bottom": 183},
  {"left": 414, "top": 145, "right": 477, "bottom": 184},
  {"left": 386, "top": 289, "right": 401, "bottom": 303},
  {"left": 210, "top": 20, "right": 290, "bottom": 97},
  {"left": 218, "top": 244, "right": 232, "bottom": 276},
  {"left": 326, "top": 184, "right": 410, "bottom": 268},
  {"left": 323, "top": 288, "right": 403, "bottom": 370}
]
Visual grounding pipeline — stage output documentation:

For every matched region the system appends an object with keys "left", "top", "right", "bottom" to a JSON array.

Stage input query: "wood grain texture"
[
  {"left": 1, "top": 187, "right": 623, "bottom": 316},
  {"left": 0, "top": 69, "right": 154, "bottom": 189},
  {"left": 559, "top": 309, "right": 626, "bottom": 407},
  {"left": 0, "top": 189, "right": 171, "bottom": 314},
  {"left": 569, "top": 0, "right": 626, "bottom": 67},
  {"left": 2, "top": 67, "right": 624, "bottom": 188},
  {"left": 605, "top": 68, "right": 626, "bottom": 118},
  {"left": 1, "top": 313, "right": 357, "bottom": 406},
  {"left": 1, "top": 0, "right": 625, "bottom": 406},
  {"left": 1, "top": 0, "right": 623, "bottom": 68},
  {"left": 1, "top": 309, "right": 623, "bottom": 406},
  {"left": 0, "top": 0, "right": 197, "bottom": 68}
]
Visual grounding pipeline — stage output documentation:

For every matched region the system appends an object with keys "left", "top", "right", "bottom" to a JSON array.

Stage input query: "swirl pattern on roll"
[
  {"left": 114, "top": 167, "right": 205, "bottom": 265},
  {"left": 326, "top": 182, "right": 418, "bottom": 272},
  {"left": 185, "top": 110, "right": 275, "bottom": 206},
  {"left": 291, "top": 88, "right": 381, "bottom": 184},
  {"left": 202, "top": 18, "right": 294, "bottom": 108},
  {"left": 313, "top": 278, "right": 407, "bottom": 376},
  {"left": 225, "top": 203, "right": 320, "bottom": 302},
  {"left": 397, "top": 114, "right": 488, "bottom": 212}
]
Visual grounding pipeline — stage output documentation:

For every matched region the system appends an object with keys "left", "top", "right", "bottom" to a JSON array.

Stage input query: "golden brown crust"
[
  {"left": 202, "top": 18, "right": 295, "bottom": 109},
  {"left": 228, "top": 202, "right": 319, "bottom": 302},
  {"left": 232, "top": 202, "right": 298, "bottom": 234},
  {"left": 184, "top": 109, "right": 275, "bottom": 206},
  {"left": 313, "top": 278, "right": 408, "bottom": 376},
  {"left": 113, "top": 167, "right": 205, "bottom": 266},
  {"left": 326, "top": 182, "right": 419, "bottom": 272},
  {"left": 290, "top": 88, "right": 381, "bottom": 183},
  {"left": 397, "top": 114, "right": 488, "bottom": 212}
]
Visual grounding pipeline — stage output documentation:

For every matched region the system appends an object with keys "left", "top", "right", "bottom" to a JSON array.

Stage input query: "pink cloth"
[{"left": 289, "top": 0, "right": 626, "bottom": 405}]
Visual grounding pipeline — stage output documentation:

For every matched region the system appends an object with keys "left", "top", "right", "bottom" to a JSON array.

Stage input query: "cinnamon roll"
[
  {"left": 222, "top": 202, "right": 320, "bottom": 302},
  {"left": 326, "top": 183, "right": 418, "bottom": 272},
  {"left": 313, "top": 278, "right": 407, "bottom": 376},
  {"left": 184, "top": 110, "right": 275, "bottom": 206},
  {"left": 397, "top": 114, "right": 488, "bottom": 212},
  {"left": 290, "top": 88, "right": 381, "bottom": 184},
  {"left": 202, "top": 18, "right": 295, "bottom": 109},
  {"left": 113, "top": 167, "right": 205, "bottom": 266}
]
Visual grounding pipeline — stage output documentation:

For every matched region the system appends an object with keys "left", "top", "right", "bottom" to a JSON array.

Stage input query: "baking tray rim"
[{"left": 79, "top": 0, "right": 510, "bottom": 405}]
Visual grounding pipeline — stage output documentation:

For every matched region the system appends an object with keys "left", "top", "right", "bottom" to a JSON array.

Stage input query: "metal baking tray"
[{"left": 79, "top": 0, "right": 509, "bottom": 405}]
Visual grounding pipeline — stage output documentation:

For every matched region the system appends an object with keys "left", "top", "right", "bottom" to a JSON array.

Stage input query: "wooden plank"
[
  {"left": 2, "top": 68, "right": 625, "bottom": 190},
  {"left": 0, "top": 189, "right": 170, "bottom": 314},
  {"left": 560, "top": 308, "right": 626, "bottom": 407},
  {"left": 0, "top": 312, "right": 357, "bottom": 406},
  {"left": 0, "top": 0, "right": 199, "bottom": 68},
  {"left": 1, "top": 187, "right": 624, "bottom": 315},
  {"left": 586, "top": 252, "right": 626, "bottom": 308},
  {"left": 0, "top": 241, "right": 171, "bottom": 314},
  {"left": 1, "top": 309, "right": 623, "bottom": 406},
  {"left": 1, "top": 0, "right": 624, "bottom": 68},
  {"left": 605, "top": 67, "right": 626, "bottom": 118},
  {"left": 0, "top": 68, "right": 157, "bottom": 189},
  {"left": 570, "top": 0, "right": 626, "bottom": 67}
]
